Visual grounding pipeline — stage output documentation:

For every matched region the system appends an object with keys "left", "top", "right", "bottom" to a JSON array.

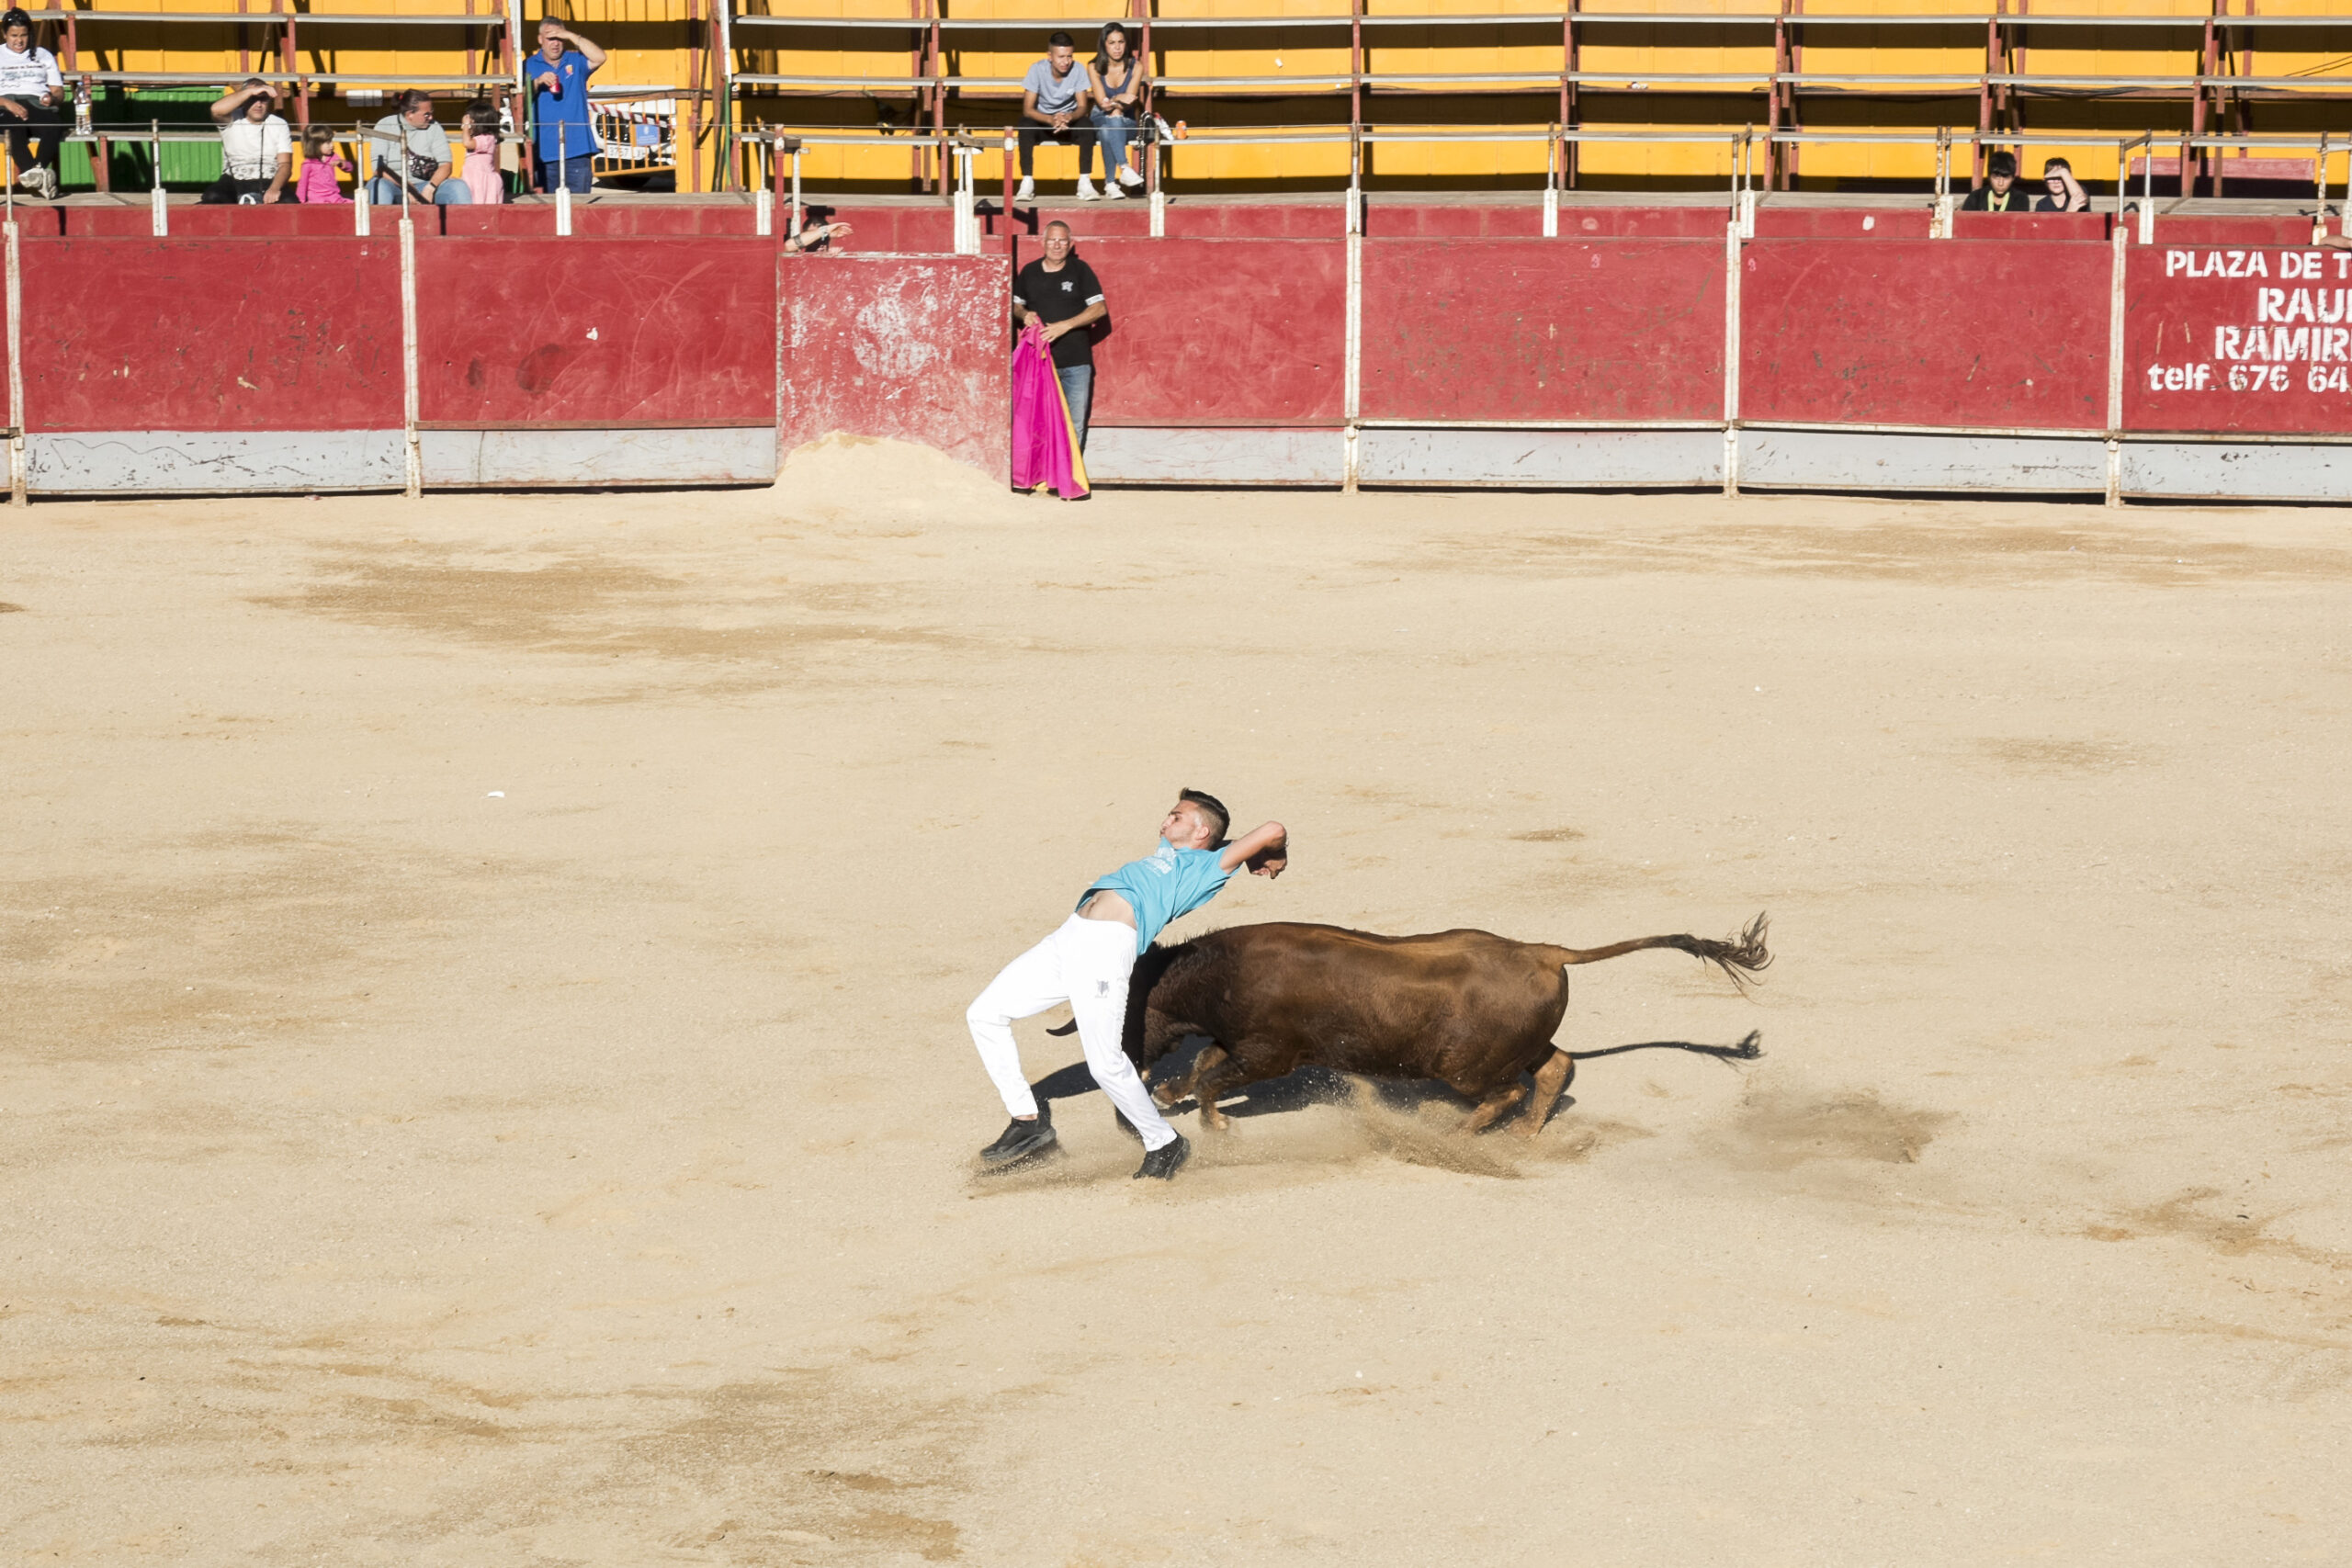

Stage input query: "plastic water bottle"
[{"left": 73, "top": 79, "right": 90, "bottom": 138}]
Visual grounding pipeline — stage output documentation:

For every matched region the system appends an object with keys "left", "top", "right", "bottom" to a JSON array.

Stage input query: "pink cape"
[{"left": 1009, "top": 321, "right": 1090, "bottom": 500}]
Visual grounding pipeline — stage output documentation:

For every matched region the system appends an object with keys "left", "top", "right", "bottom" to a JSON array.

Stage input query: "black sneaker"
[
  {"left": 1133, "top": 1132, "right": 1191, "bottom": 1180},
  {"left": 978, "top": 1109, "right": 1057, "bottom": 1169}
]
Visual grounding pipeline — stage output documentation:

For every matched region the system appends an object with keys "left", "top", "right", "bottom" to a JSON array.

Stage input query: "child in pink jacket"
[
  {"left": 294, "top": 124, "right": 351, "bottom": 204},
  {"left": 459, "top": 101, "right": 504, "bottom": 205}
]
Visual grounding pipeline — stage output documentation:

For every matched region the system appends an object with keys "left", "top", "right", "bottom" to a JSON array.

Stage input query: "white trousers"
[{"left": 967, "top": 913, "right": 1180, "bottom": 1152}]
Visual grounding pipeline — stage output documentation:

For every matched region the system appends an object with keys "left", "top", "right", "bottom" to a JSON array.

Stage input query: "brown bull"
[{"left": 1125, "top": 914, "right": 1770, "bottom": 1137}]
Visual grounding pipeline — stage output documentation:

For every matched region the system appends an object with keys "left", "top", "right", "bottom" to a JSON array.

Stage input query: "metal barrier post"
[
  {"left": 400, "top": 209, "right": 421, "bottom": 498},
  {"left": 354, "top": 125, "right": 370, "bottom": 236},
  {"left": 2316, "top": 134, "right": 2333, "bottom": 247},
  {"left": 6, "top": 175, "right": 20, "bottom": 506},
  {"left": 1736, "top": 128, "right": 1757, "bottom": 239},
  {"left": 151, "top": 119, "right": 165, "bottom": 236},
  {"left": 1148, "top": 131, "right": 1165, "bottom": 238},
  {"left": 1346, "top": 121, "right": 1361, "bottom": 237},
  {"left": 754, "top": 133, "right": 773, "bottom": 234},
  {"left": 1931, "top": 128, "right": 1953, "bottom": 239},
  {"left": 1001, "top": 128, "right": 1015, "bottom": 256},
  {"left": 952, "top": 141, "right": 978, "bottom": 255},
  {"left": 2105, "top": 217, "right": 2126, "bottom": 508},
  {"left": 556, "top": 121, "right": 574, "bottom": 235},
  {"left": 1543, "top": 126, "right": 1557, "bottom": 238},
  {"left": 1722, "top": 209, "right": 1741, "bottom": 497},
  {"left": 789, "top": 141, "right": 802, "bottom": 240},
  {"left": 2137, "top": 135, "right": 2154, "bottom": 245}
]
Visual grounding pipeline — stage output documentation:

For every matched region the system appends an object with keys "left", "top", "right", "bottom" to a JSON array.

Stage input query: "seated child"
[
  {"left": 294, "top": 124, "right": 351, "bottom": 204},
  {"left": 459, "top": 100, "right": 504, "bottom": 206}
]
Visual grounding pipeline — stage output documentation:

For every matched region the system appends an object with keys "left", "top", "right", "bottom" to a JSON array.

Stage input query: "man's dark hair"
[
  {"left": 1047, "top": 29, "right": 1074, "bottom": 48},
  {"left": 2042, "top": 156, "right": 2072, "bottom": 175},
  {"left": 1986, "top": 151, "right": 2017, "bottom": 179},
  {"left": 1180, "top": 788, "right": 1230, "bottom": 843}
]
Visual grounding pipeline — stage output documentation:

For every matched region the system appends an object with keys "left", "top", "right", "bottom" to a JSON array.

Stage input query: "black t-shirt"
[
  {"left": 1015, "top": 256, "right": 1104, "bottom": 369},
  {"left": 1961, "top": 185, "right": 2034, "bottom": 213},
  {"left": 2033, "top": 194, "right": 2086, "bottom": 214}
]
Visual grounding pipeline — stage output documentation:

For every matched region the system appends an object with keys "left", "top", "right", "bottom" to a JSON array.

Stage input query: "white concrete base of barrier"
[
  {"left": 420, "top": 427, "right": 779, "bottom": 489},
  {"left": 1736, "top": 429, "right": 2111, "bottom": 494},
  {"left": 1083, "top": 427, "right": 1345, "bottom": 486},
  {"left": 27, "top": 430, "right": 405, "bottom": 494},
  {"left": 1357, "top": 427, "right": 1724, "bottom": 488},
  {"left": 2120, "top": 442, "right": 2352, "bottom": 503}
]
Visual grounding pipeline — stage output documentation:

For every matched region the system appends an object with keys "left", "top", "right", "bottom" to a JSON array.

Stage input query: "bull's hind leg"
[
  {"left": 1519, "top": 1048, "right": 1576, "bottom": 1139},
  {"left": 1459, "top": 1082, "right": 1528, "bottom": 1134}
]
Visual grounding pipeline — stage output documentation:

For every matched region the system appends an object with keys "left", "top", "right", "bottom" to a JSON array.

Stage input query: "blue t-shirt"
[
  {"left": 526, "top": 50, "right": 596, "bottom": 161},
  {"left": 1083, "top": 840, "right": 1236, "bottom": 954}
]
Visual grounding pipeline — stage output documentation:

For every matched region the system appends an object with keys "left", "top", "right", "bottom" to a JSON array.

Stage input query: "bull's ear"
[{"left": 1046, "top": 1020, "right": 1079, "bottom": 1036}]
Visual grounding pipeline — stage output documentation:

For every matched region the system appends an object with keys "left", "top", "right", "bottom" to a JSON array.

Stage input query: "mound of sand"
[{"left": 775, "top": 433, "right": 1045, "bottom": 526}]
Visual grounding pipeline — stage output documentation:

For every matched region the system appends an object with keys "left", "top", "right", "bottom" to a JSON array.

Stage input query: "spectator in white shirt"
[
  {"left": 0, "top": 7, "right": 64, "bottom": 200},
  {"left": 204, "top": 78, "right": 294, "bottom": 204}
]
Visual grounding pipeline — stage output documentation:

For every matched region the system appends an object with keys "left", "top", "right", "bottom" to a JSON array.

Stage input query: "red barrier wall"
[
  {"left": 1740, "top": 239, "right": 2109, "bottom": 430},
  {"left": 1065, "top": 236, "right": 1347, "bottom": 426},
  {"left": 18, "top": 237, "right": 401, "bottom": 431},
  {"left": 778, "top": 253, "right": 1009, "bottom": 479},
  {"left": 1360, "top": 238, "right": 1724, "bottom": 423},
  {"left": 2124, "top": 242, "right": 2352, "bottom": 435},
  {"left": 413, "top": 238, "right": 776, "bottom": 427}
]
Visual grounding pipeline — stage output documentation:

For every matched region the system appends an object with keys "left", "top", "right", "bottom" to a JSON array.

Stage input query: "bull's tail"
[{"left": 1539, "top": 911, "right": 1771, "bottom": 995}]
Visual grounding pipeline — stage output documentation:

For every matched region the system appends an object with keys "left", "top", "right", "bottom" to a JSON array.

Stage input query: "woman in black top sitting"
[{"left": 1088, "top": 22, "right": 1148, "bottom": 197}]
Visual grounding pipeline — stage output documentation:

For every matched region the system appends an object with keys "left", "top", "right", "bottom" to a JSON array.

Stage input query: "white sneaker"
[
  {"left": 1075, "top": 176, "right": 1099, "bottom": 200},
  {"left": 1103, "top": 181, "right": 1125, "bottom": 199},
  {"left": 1115, "top": 165, "right": 1143, "bottom": 189},
  {"left": 1014, "top": 176, "right": 1035, "bottom": 203}
]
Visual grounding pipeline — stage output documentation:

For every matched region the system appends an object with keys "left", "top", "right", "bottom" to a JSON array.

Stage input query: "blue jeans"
[
  {"left": 1090, "top": 108, "right": 1136, "bottom": 176},
  {"left": 1056, "top": 364, "right": 1093, "bottom": 452},
  {"left": 538, "top": 153, "right": 594, "bottom": 194},
  {"left": 370, "top": 175, "right": 471, "bottom": 205}
]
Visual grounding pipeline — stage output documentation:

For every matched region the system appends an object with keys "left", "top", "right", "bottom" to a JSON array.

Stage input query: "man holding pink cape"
[{"left": 1012, "top": 221, "right": 1106, "bottom": 497}]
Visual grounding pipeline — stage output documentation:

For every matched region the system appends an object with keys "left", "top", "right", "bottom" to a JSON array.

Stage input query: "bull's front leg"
[{"left": 1151, "top": 1043, "right": 1227, "bottom": 1112}]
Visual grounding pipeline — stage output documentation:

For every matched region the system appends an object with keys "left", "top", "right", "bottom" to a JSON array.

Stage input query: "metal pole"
[
  {"left": 1342, "top": 225, "right": 1361, "bottom": 492},
  {"left": 714, "top": 0, "right": 734, "bottom": 191},
  {"left": 1722, "top": 209, "right": 1741, "bottom": 497},
  {"left": 151, "top": 119, "right": 165, "bottom": 236},
  {"left": 556, "top": 120, "right": 571, "bottom": 235},
  {"left": 2104, "top": 217, "right": 2125, "bottom": 508},
  {"left": 355, "top": 121, "right": 370, "bottom": 235},
  {"left": 1543, "top": 125, "right": 1558, "bottom": 238},
  {"left": 789, "top": 143, "right": 801, "bottom": 239},
  {"left": 6, "top": 210, "right": 22, "bottom": 507},
  {"left": 400, "top": 209, "right": 420, "bottom": 498},
  {"left": 1001, "top": 126, "right": 1014, "bottom": 255},
  {"left": 755, "top": 135, "right": 773, "bottom": 234}
]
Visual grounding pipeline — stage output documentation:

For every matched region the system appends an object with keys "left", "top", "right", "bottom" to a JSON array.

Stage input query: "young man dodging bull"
[{"left": 968, "top": 790, "right": 1288, "bottom": 1179}]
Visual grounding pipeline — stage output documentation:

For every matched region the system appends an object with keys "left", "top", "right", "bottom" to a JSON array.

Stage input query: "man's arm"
[
  {"left": 209, "top": 83, "right": 264, "bottom": 124},
  {"left": 542, "top": 23, "right": 605, "bottom": 70},
  {"left": 1220, "top": 821, "right": 1288, "bottom": 877},
  {"left": 266, "top": 149, "right": 291, "bottom": 202},
  {"left": 1021, "top": 85, "right": 1054, "bottom": 128}
]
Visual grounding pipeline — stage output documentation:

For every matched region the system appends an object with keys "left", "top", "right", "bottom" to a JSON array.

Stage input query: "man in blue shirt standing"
[
  {"left": 525, "top": 16, "right": 604, "bottom": 195},
  {"left": 967, "top": 790, "right": 1289, "bottom": 1180}
]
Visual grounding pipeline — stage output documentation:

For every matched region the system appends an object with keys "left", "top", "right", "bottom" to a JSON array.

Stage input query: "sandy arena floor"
[{"left": 5, "top": 443, "right": 2350, "bottom": 1565}]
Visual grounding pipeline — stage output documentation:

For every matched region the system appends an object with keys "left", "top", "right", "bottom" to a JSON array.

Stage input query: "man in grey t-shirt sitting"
[
  {"left": 1014, "top": 31, "right": 1096, "bottom": 206},
  {"left": 368, "top": 89, "right": 472, "bottom": 206}
]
